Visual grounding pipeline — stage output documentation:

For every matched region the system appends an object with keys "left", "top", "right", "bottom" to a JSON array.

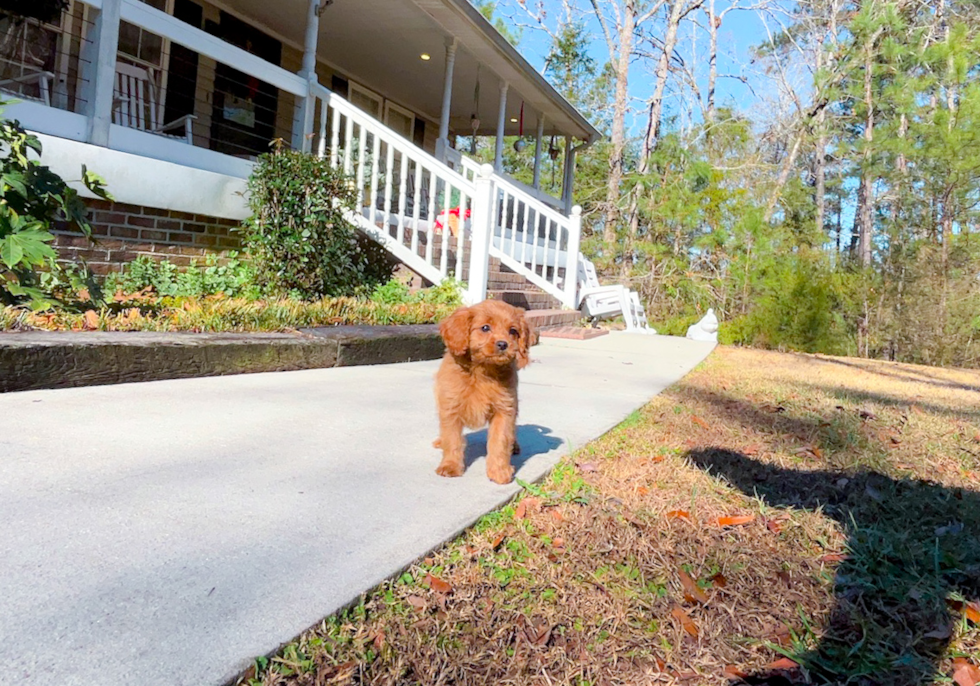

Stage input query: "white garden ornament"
[{"left": 686, "top": 308, "right": 719, "bottom": 343}]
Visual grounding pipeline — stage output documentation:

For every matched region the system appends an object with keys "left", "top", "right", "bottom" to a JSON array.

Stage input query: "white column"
[
  {"left": 466, "top": 163, "right": 496, "bottom": 304},
  {"left": 561, "top": 135, "right": 574, "bottom": 213},
  {"left": 532, "top": 115, "right": 545, "bottom": 189},
  {"left": 80, "top": 0, "right": 122, "bottom": 146},
  {"left": 292, "top": 0, "right": 321, "bottom": 152},
  {"left": 438, "top": 38, "right": 458, "bottom": 148},
  {"left": 494, "top": 81, "right": 508, "bottom": 172},
  {"left": 564, "top": 205, "right": 583, "bottom": 308}
]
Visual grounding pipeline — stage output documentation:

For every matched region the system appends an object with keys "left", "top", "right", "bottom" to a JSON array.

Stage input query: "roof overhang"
[{"left": 216, "top": 0, "right": 600, "bottom": 141}]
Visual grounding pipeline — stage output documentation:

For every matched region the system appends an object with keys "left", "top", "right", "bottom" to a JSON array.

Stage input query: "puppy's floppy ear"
[
  {"left": 516, "top": 313, "right": 534, "bottom": 369},
  {"left": 439, "top": 306, "right": 472, "bottom": 357}
]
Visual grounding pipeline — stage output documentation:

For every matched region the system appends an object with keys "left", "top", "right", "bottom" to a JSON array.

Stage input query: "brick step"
[
  {"left": 488, "top": 290, "right": 561, "bottom": 311},
  {"left": 524, "top": 309, "right": 583, "bottom": 331}
]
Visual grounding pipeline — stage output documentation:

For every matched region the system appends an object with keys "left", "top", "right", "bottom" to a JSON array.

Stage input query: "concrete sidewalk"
[{"left": 0, "top": 333, "right": 714, "bottom": 686}]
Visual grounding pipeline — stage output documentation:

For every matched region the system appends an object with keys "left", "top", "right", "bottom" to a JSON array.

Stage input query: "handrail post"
[
  {"left": 563, "top": 205, "right": 582, "bottom": 309},
  {"left": 292, "top": 0, "right": 320, "bottom": 152},
  {"left": 80, "top": 0, "right": 122, "bottom": 146},
  {"left": 466, "top": 163, "right": 495, "bottom": 305}
]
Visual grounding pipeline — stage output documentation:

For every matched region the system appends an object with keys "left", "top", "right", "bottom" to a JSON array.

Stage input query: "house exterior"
[{"left": 0, "top": 0, "right": 600, "bottom": 308}]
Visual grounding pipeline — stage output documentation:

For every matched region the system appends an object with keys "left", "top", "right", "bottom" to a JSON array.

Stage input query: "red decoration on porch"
[{"left": 434, "top": 207, "right": 471, "bottom": 237}]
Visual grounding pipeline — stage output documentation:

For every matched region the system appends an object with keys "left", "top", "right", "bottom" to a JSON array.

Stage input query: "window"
[
  {"left": 118, "top": 0, "right": 171, "bottom": 67},
  {"left": 384, "top": 101, "right": 414, "bottom": 140},
  {"left": 0, "top": 10, "right": 63, "bottom": 105},
  {"left": 349, "top": 82, "right": 381, "bottom": 120}
]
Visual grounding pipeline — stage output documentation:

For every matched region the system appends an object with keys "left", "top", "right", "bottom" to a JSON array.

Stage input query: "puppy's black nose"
[{"left": 496, "top": 340, "right": 508, "bottom": 351}]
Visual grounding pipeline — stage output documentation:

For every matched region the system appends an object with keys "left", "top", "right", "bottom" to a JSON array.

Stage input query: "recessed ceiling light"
[
  {"left": 420, "top": 53, "right": 431, "bottom": 61},
  {"left": 510, "top": 118, "right": 518, "bottom": 123}
]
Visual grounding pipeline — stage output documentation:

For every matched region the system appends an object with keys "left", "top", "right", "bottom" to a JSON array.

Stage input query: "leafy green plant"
[
  {"left": 0, "top": 111, "right": 110, "bottom": 309},
  {"left": 369, "top": 276, "right": 463, "bottom": 308},
  {"left": 241, "top": 139, "right": 393, "bottom": 300},
  {"left": 102, "top": 252, "right": 257, "bottom": 299}
]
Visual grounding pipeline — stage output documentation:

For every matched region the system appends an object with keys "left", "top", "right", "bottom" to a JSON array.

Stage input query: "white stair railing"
[
  {"left": 307, "top": 82, "right": 480, "bottom": 300},
  {"left": 306, "top": 81, "right": 580, "bottom": 310}
]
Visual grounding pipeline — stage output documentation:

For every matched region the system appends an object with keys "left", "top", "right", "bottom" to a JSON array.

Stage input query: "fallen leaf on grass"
[
  {"left": 491, "top": 533, "right": 506, "bottom": 551},
  {"left": 671, "top": 605, "right": 699, "bottom": 637},
  {"left": 82, "top": 310, "right": 99, "bottom": 330},
  {"left": 635, "top": 485, "right": 649, "bottom": 495},
  {"left": 767, "top": 657, "right": 799, "bottom": 671},
  {"left": 423, "top": 574, "right": 452, "bottom": 594},
  {"left": 953, "top": 659, "right": 980, "bottom": 686},
  {"left": 552, "top": 537, "right": 565, "bottom": 549},
  {"left": 709, "top": 572, "right": 728, "bottom": 588},
  {"left": 817, "top": 553, "right": 848, "bottom": 563},
  {"left": 514, "top": 500, "right": 527, "bottom": 519},
  {"left": 405, "top": 595, "right": 426, "bottom": 610},
  {"left": 371, "top": 629, "right": 385, "bottom": 652},
  {"left": 742, "top": 443, "right": 763, "bottom": 456},
  {"left": 715, "top": 515, "right": 755, "bottom": 527},
  {"left": 967, "top": 601, "right": 980, "bottom": 624},
  {"left": 678, "top": 569, "right": 709, "bottom": 604},
  {"left": 692, "top": 415, "right": 710, "bottom": 430},
  {"left": 577, "top": 462, "right": 598, "bottom": 473},
  {"left": 765, "top": 518, "right": 783, "bottom": 533},
  {"left": 922, "top": 625, "right": 951, "bottom": 640},
  {"left": 667, "top": 510, "right": 692, "bottom": 522},
  {"left": 724, "top": 665, "right": 749, "bottom": 679}
]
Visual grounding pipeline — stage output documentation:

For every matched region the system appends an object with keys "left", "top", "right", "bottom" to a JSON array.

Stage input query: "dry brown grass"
[{"left": 240, "top": 347, "right": 980, "bottom": 686}]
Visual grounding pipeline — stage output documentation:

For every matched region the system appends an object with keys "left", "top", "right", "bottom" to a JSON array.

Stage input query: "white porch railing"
[
  {"left": 307, "top": 82, "right": 581, "bottom": 309},
  {"left": 7, "top": 0, "right": 584, "bottom": 309}
]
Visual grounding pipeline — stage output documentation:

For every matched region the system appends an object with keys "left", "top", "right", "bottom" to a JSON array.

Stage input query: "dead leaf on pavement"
[
  {"left": 715, "top": 515, "right": 754, "bottom": 527},
  {"left": 671, "top": 605, "right": 699, "bottom": 637},
  {"left": 953, "top": 659, "right": 980, "bottom": 686},
  {"left": 678, "top": 568, "right": 709, "bottom": 604}
]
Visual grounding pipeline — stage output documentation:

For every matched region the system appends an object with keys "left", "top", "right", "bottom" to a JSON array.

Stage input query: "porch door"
[{"left": 206, "top": 12, "right": 280, "bottom": 158}]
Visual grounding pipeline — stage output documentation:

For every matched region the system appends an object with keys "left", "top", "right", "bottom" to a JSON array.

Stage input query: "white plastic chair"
[
  {"left": 577, "top": 255, "right": 656, "bottom": 333},
  {"left": 113, "top": 61, "right": 195, "bottom": 144},
  {"left": 0, "top": 68, "right": 54, "bottom": 106}
]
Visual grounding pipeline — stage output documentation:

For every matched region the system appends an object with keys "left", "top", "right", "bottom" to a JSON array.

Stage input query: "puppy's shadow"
[{"left": 463, "top": 424, "right": 563, "bottom": 470}]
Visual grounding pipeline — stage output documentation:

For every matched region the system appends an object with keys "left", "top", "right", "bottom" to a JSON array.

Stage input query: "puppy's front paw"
[
  {"left": 436, "top": 460, "right": 464, "bottom": 478},
  {"left": 432, "top": 437, "right": 442, "bottom": 449},
  {"left": 487, "top": 462, "right": 515, "bottom": 484}
]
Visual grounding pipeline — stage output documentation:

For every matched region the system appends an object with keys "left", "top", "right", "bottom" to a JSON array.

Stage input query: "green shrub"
[
  {"left": 370, "top": 276, "right": 463, "bottom": 309},
  {"left": 0, "top": 111, "right": 110, "bottom": 309},
  {"left": 241, "top": 140, "right": 393, "bottom": 300},
  {"left": 103, "top": 253, "right": 257, "bottom": 299}
]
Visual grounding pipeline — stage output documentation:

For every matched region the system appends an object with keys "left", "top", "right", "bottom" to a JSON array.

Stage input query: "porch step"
[
  {"left": 524, "top": 309, "right": 583, "bottom": 331},
  {"left": 488, "top": 290, "right": 562, "bottom": 311}
]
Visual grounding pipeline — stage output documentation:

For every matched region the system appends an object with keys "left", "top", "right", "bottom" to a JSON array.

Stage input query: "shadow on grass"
[
  {"left": 688, "top": 447, "right": 980, "bottom": 685},
  {"left": 463, "top": 424, "right": 563, "bottom": 470}
]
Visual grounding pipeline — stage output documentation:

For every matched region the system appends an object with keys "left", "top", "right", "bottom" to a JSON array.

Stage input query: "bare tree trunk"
[
  {"left": 622, "top": 0, "right": 691, "bottom": 276},
  {"left": 763, "top": 130, "right": 804, "bottom": 222},
  {"left": 706, "top": 0, "right": 718, "bottom": 124},
  {"left": 602, "top": 0, "right": 637, "bottom": 247},
  {"left": 858, "top": 37, "right": 874, "bottom": 267},
  {"left": 814, "top": 46, "right": 826, "bottom": 236}
]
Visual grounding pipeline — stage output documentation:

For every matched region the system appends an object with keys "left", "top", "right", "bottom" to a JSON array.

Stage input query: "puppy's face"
[{"left": 440, "top": 300, "right": 532, "bottom": 368}]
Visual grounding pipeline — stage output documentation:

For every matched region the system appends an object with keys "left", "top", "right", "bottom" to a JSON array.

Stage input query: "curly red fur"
[{"left": 433, "top": 300, "right": 533, "bottom": 484}]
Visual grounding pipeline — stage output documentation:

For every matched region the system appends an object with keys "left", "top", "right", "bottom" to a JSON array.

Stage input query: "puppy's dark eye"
[
  {"left": 481, "top": 324, "right": 491, "bottom": 332},
  {"left": 509, "top": 328, "right": 519, "bottom": 337}
]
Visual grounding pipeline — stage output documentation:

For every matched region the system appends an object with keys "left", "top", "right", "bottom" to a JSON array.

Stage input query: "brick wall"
[{"left": 53, "top": 199, "right": 243, "bottom": 274}]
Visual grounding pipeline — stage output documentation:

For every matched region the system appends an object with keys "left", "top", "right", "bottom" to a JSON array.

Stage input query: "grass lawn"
[{"left": 242, "top": 347, "right": 980, "bottom": 686}]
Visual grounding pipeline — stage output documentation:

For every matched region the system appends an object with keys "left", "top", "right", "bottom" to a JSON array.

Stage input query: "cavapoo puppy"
[{"left": 433, "top": 300, "right": 533, "bottom": 484}]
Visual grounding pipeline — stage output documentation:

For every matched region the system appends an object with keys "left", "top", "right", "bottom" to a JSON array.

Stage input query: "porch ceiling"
[{"left": 225, "top": 0, "right": 599, "bottom": 141}]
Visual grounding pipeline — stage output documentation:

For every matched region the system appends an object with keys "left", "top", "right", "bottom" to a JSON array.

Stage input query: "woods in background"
[{"left": 488, "top": 0, "right": 980, "bottom": 368}]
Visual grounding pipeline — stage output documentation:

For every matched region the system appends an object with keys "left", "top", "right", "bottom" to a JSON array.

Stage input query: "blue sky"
[{"left": 489, "top": 0, "right": 783, "bottom": 135}]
